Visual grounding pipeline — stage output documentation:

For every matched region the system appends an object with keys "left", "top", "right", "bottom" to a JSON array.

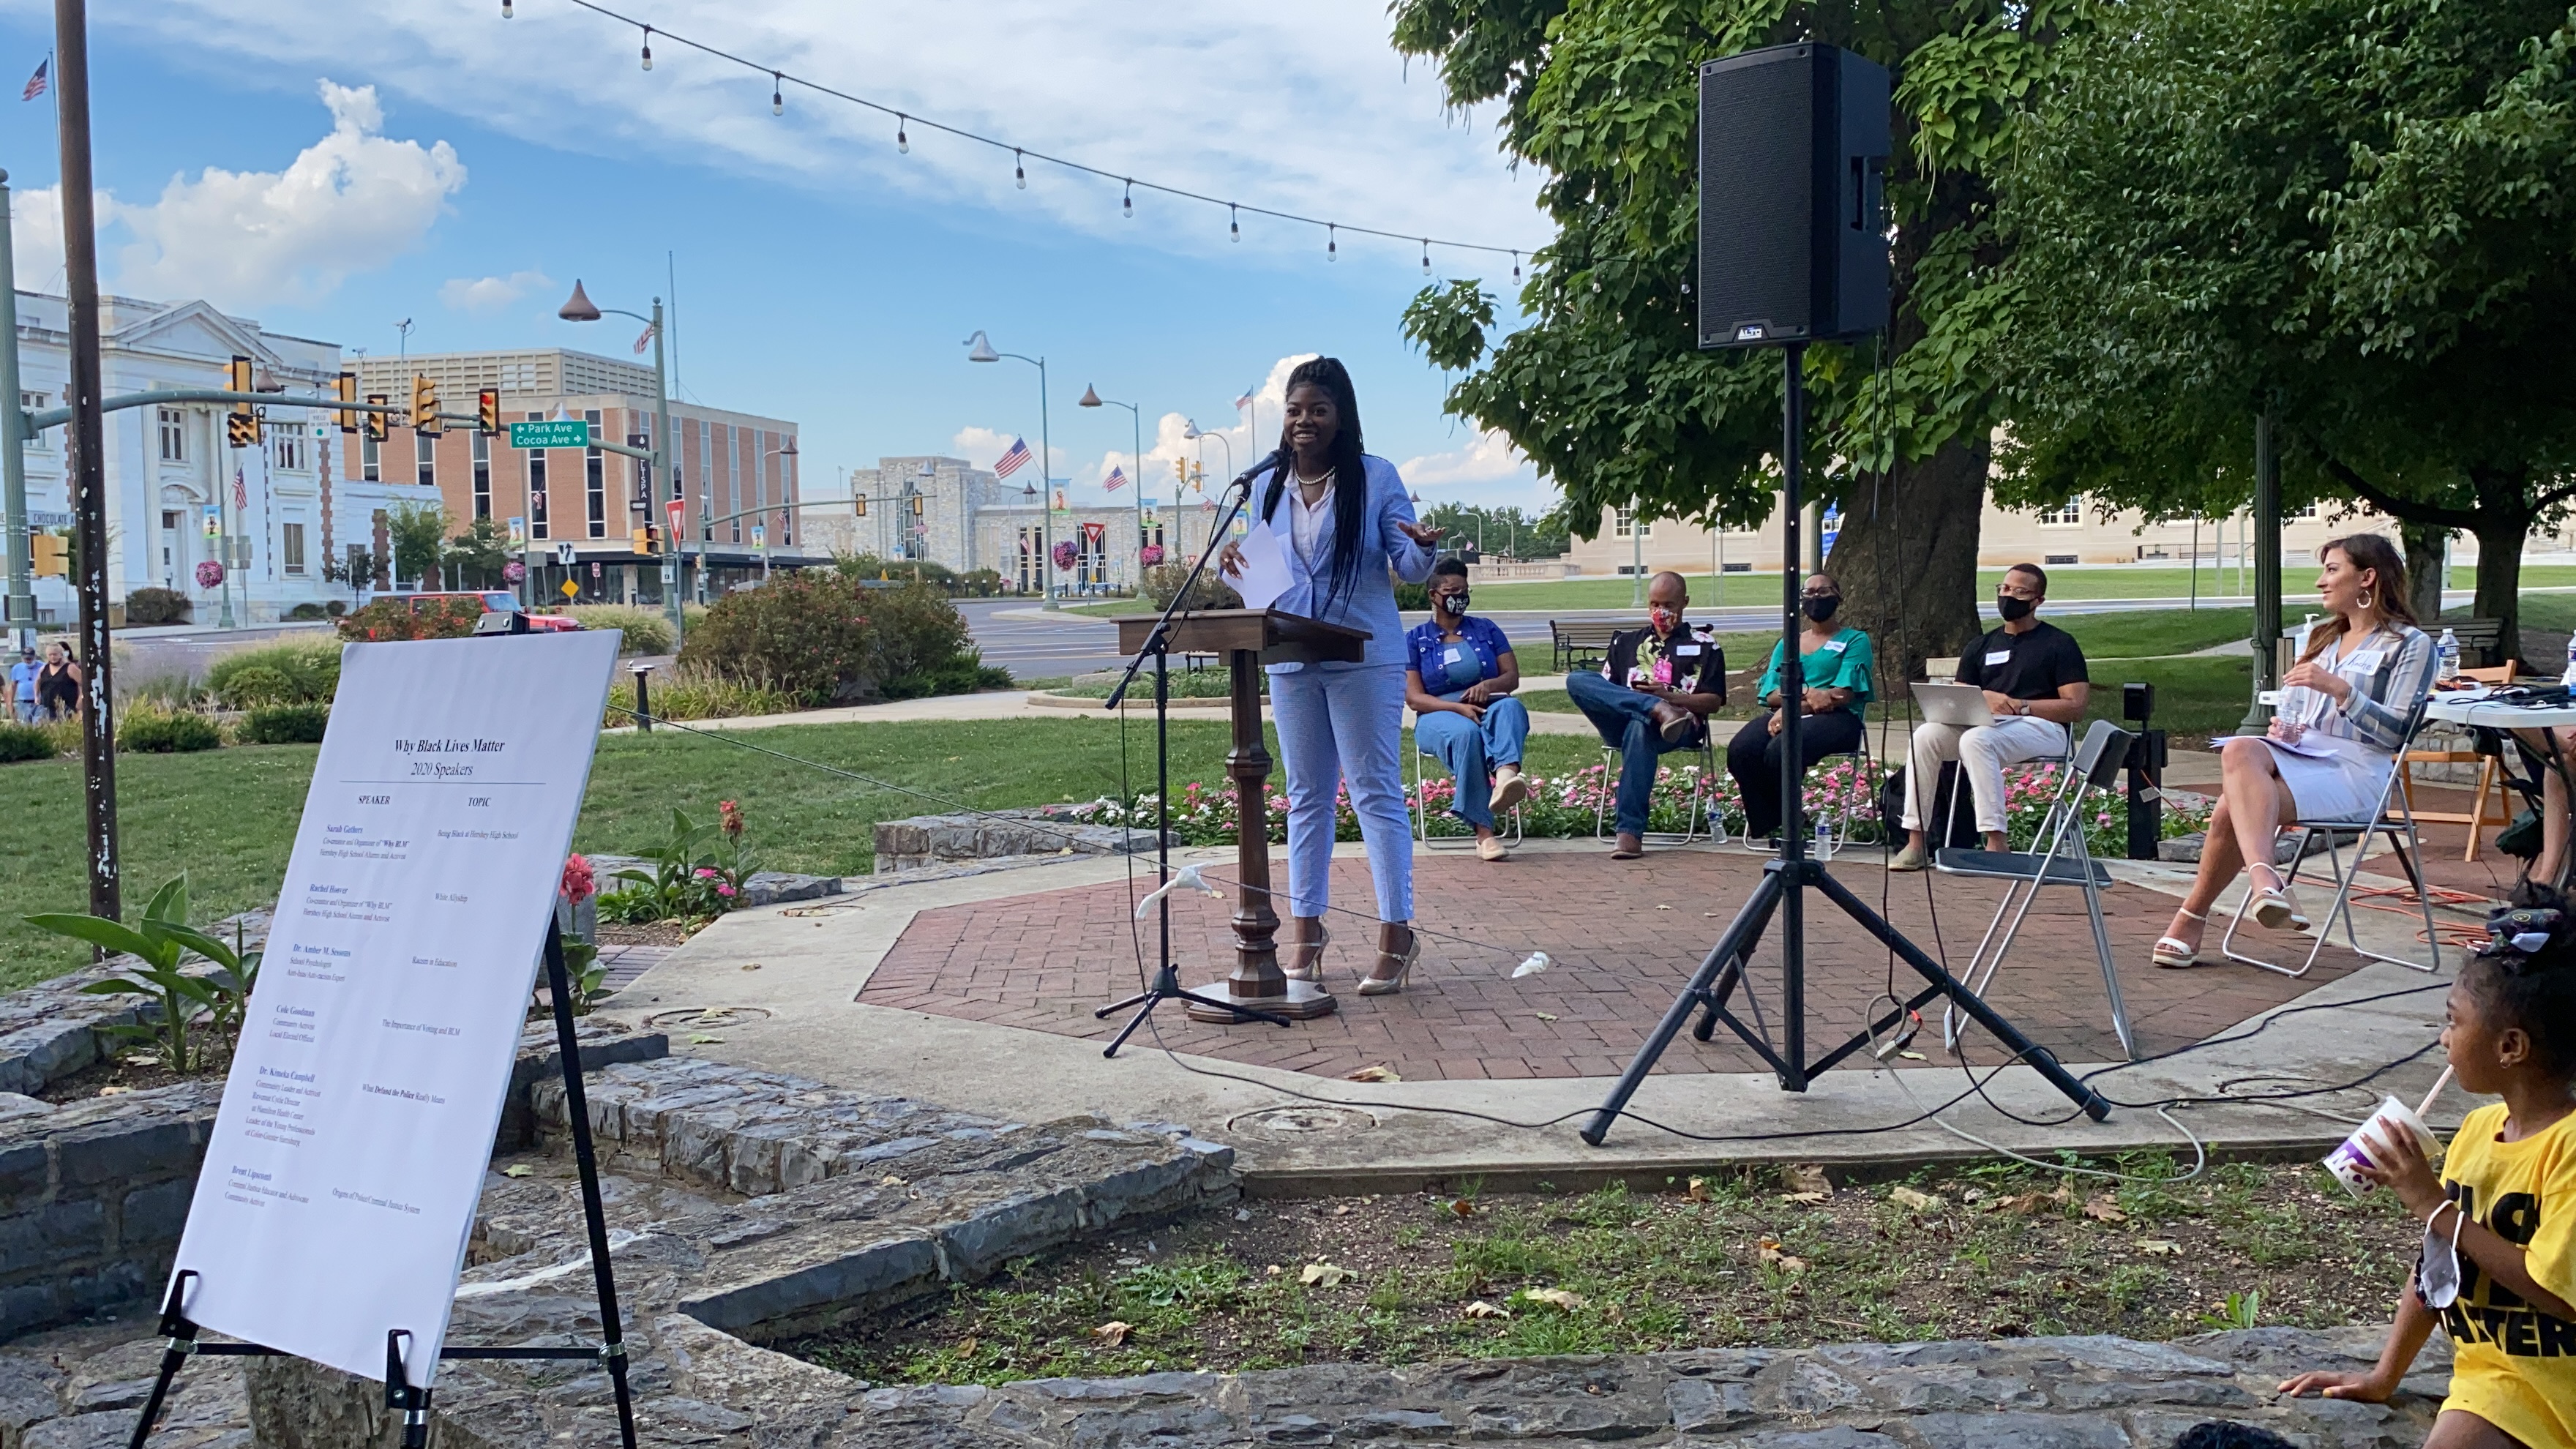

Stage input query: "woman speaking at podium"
[{"left": 1220, "top": 358, "right": 1442, "bottom": 995}]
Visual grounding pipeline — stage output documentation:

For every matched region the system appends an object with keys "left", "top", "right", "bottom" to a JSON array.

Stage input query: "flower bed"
[{"left": 1068, "top": 757, "right": 2209, "bottom": 855}]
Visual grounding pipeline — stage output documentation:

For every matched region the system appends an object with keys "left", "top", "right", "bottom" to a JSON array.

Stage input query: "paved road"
[{"left": 114, "top": 624, "right": 328, "bottom": 684}]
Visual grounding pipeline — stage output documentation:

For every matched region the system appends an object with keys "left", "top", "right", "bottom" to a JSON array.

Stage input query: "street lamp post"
[
  {"left": 966, "top": 332, "right": 1056, "bottom": 609},
  {"left": 1182, "top": 422, "right": 1230, "bottom": 566},
  {"left": 558, "top": 281, "right": 678, "bottom": 642},
  {"left": 758, "top": 439, "right": 797, "bottom": 580},
  {"left": 1079, "top": 385, "right": 1145, "bottom": 594}
]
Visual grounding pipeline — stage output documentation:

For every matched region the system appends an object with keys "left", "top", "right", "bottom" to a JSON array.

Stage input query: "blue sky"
[{"left": 0, "top": 0, "right": 1554, "bottom": 514}]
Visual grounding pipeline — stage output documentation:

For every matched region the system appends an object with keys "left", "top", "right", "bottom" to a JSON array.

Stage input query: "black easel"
[
  {"left": 1094, "top": 457, "right": 1294, "bottom": 1054},
  {"left": 126, "top": 918, "right": 640, "bottom": 1449},
  {"left": 1581, "top": 345, "right": 2111, "bottom": 1145}
]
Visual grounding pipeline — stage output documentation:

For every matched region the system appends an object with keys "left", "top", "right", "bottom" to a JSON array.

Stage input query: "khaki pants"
[{"left": 1902, "top": 714, "right": 2069, "bottom": 835}]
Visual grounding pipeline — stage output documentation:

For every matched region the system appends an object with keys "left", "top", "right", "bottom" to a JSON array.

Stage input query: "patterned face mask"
[{"left": 2421, "top": 1202, "right": 2467, "bottom": 1309}]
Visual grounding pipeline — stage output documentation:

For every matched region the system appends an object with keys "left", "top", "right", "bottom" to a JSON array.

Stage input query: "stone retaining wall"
[{"left": 873, "top": 807, "right": 1158, "bottom": 872}]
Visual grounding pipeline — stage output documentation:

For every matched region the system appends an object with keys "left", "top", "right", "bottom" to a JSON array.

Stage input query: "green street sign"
[{"left": 509, "top": 419, "right": 591, "bottom": 449}]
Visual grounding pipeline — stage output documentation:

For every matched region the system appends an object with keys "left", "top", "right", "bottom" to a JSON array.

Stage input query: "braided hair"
[
  {"left": 2468, "top": 890, "right": 2576, "bottom": 1081},
  {"left": 1259, "top": 357, "right": 1371, "bottom": 615}
]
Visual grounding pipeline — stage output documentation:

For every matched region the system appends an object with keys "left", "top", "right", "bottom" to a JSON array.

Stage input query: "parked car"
[{"left": 394, "top": 591, "right": 583, "bottom": 632}]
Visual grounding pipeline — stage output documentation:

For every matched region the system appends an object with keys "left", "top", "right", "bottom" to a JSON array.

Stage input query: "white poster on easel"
[{"left": 168, "top": 630, "right": 621, "bottom": 1386}]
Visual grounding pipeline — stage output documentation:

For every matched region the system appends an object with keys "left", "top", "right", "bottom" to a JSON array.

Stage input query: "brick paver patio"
[{"left": 860, "top": 848, "right": 2384, "bottom": 1082}]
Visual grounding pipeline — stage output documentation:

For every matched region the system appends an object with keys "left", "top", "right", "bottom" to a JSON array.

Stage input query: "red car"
[{"left": 399, "top": 591, "right": 583, "bottom": 632}]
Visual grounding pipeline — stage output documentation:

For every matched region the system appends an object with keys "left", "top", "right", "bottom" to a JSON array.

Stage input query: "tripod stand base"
[{"left": 1186, "top": 977, "right": 1338, "bottom": 1022}]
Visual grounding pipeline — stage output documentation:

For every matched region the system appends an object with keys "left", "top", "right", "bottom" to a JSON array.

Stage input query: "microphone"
[{"left": 1226, "top": 447, "right": 1290, "bottom": 493}]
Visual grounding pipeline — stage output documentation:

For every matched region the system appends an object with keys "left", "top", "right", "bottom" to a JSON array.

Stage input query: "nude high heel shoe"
[
  {"left": 1359, "top": 921, "right": 1420, "bottom": 996},
  {"left": 1284, "top": 916, "right": 1329, "bottom": 983}
]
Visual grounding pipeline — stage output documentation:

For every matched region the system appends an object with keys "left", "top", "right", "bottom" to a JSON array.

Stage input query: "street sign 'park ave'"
[{"left": 509, "top": 420, "right": 591, "bottom": 449}]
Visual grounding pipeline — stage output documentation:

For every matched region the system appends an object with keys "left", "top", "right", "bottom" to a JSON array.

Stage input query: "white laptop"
[{"left": 1911, "top": 680, "right": 1993, "bottom": 728}]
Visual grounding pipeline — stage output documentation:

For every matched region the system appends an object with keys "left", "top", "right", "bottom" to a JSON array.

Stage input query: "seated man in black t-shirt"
[
  {"left": 1565, "top": 572, "right": 1726, "bottom": 859},
  {"left": 1892, "top": 563, "right": 2091, "bottom": 869}
]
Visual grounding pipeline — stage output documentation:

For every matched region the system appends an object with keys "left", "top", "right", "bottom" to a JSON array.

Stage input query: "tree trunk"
[
  {"left": 1830, "top": 436, "right": 1989, "bottom": 688},
  {"left": 2397, "top": 520, "right": 2446, "bottom": 627},
  {"left": 2468, "top": 509, "right": 2530, "bottom": 666}
]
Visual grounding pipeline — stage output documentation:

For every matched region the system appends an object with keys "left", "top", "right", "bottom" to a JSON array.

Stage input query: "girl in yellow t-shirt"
[{"left": 2281, "top": 899, "right": 2576, "bottom": 1449}]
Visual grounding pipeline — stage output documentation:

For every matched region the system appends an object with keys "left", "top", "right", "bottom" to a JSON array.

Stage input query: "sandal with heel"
[
  {"left": 1284, "top": 919, "right": 1330, "bottom": 984},
  {"left": 2248, "top": 864, "right": 2311, "bottom": 932},
  {"left": 1358, "top": 924, "right": 1420, "bottom": 996},
  {"left": 2152, "top": 906, "right": 2209, "bottom": 969}
]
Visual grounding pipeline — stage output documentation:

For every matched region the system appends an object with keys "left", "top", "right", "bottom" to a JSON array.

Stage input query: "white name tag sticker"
[
  {"left": 1820, "top": 640, "right": 1847, "bottom": 653},
  {"left": 1675, "top": 645, "right": 1701, "bottom": 657},
  {"left": 2346, "top": 651, "right": 2384, "bottom": 673},
  {"left": 1985, "top": 651, "right": 2012, "bottom": 666}
]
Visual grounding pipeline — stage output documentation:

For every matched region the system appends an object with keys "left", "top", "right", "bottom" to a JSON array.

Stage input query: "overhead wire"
[{"left": 521, "top": 0, "right": 1545, "bottom": 270}]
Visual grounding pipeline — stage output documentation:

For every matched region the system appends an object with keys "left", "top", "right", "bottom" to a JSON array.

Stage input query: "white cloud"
[
  {"left": 1399, "top": 429, "right": 1530, "bottom": 489},
  {"left": 439, "top": 269, "right": 551, "bottom": 314},
  {"left": 89, "top": 2, "right": 1543, "bottom": 269},
  {"left": 7, "top": 80, "right": 463, "bottom": 312}
]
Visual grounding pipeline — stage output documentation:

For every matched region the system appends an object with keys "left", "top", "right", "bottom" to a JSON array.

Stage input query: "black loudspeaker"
[{"left": 1696, "top": 42, "right": 1891, "bottom": 348}]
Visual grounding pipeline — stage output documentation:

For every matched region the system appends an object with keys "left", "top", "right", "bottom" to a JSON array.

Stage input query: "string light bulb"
[
  {"left": 1229, "top": 203, "right": 1239, "bottom": 243},
  {"left": 1328, "top": 224, "right": 1336, "bottom": 261},
  {"left": 1014, "top": 149, "right": 1026, "bottom": 189},
  {"left": 640, "top": 26, "right": 653, "bottom": 70},
  {"left": 1512, "top": 251, "right": 1521, "bottom": 281},
  {"left": 1123, "top": 181, "right": 1132, "bottom": 217},
  {"left": 771, "top": 72, "right": 783, "bottom": 116},
  {"left": 1420, "top": 239, "right": 1431, "bottom": 274},
  {"left": 896, "top": 115, "right": 908, "bottom": 153},
  {"left": 500, "top": 0, "right": 512, "bottom": 15}
]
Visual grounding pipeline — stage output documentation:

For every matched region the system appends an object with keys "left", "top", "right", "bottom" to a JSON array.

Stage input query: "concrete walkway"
[
  {"left": 615, "top": 835, "right": 2467, "bottom": 1191},
  {"left": 610, "top": 677, "right": 1611, "bottom": 736}
]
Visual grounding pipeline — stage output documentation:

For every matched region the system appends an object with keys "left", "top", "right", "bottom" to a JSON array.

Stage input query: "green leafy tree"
[
  {"left": 2000, "top": 0, "right": 2576, "bottom": 645},
  {"left": 446, "top": 515, "right": 513, "bottom": 590},
  {"left": 323, "top": 545, "right": 378, "bottom": 605},
  {"left": 385, "top": 502, "right": 450, "bottom": 591},
  {"left": 1393, "top": 0, "right": 2082, "bottom": 679},
  {"left": 1419, "top": 501, "right": 1572, "bottom": 559}
]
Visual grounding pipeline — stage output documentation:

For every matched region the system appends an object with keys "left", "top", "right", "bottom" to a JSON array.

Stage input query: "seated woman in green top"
[{"left": 1726, "top": 573, "right": 1875, "bottom": 844}]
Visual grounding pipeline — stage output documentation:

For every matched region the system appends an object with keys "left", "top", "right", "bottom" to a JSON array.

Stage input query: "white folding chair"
[
  {"left": 1411, "top": 734, "right": 1524, "bottom": 850},
  {"left": 2220, "top": 701, "right": 2444, "bottom": 977},
  {"left": 1935, "top": 719, "right": 2138, "bottom": 1060},
  {"left": 1593, "top": 735, "right": 1721, "bottom": 845}
]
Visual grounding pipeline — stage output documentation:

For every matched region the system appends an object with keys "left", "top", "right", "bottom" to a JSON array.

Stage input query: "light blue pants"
[
  {"left": 1414, "top": 697, "right": 1531, "bottom": 830},
  {"left": 1270, "top": 664, "right": 1412, "bottom": 922}
]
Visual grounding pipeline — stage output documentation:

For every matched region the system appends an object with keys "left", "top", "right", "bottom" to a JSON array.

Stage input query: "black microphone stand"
[{"left": 1095, "top": 453, "right": 1292, "bottom": 1055}]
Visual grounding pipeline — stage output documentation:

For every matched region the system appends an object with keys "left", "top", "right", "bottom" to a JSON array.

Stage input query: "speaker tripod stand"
[{"left": 1579, "top": 343, "right": 2111, "bottom": 1145}]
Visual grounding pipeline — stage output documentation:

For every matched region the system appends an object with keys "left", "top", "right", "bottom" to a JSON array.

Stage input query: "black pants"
[{"left": 1726, "top": 708, "right": 1865, "bottom": 839}]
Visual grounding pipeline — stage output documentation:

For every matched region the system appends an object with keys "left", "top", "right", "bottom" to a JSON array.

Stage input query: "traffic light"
[
  {"left": 411, "top": 374, "right": 443, "bottom": 435},
  {"left": 226, "top": 354, "right": 259, "bottom": 446},
  {"left": 910, "top": 495, "right": 924, "bottom": 516},
  {"left": 631, "top": 524, "right": 659, "bottom": 556},
  {"left": 853, "top": 495, "right": 867, "bottom": 517},
  {"left": 476, "top": 387, "right": 501, "bottom": 435},
  {"left": 29, "top": 531, "right": 66, "bottom": 578},
  {"left": 364, "top": 394, "right": 389, "bottom": 443},
  {"left": 334, "top": 371, "right": 360, "bottom": 433}
]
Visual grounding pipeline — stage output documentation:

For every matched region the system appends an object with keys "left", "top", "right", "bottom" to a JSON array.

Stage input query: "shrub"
[
  {"left": 118, "top": 707, "right": 222, "bottom": 753},
  {"left": 0, "top": 721, "right": 58, "bottom": 763},
  {"left": 1142, "top": 561, "right": 1242, "bottom": 613},
  {"left": 124, "top": 587, "right": 190, "bottom": 625},
  {"left": 324, "top": 599, "right": 346, "bottom": 618},
  {"left": 881, "top": 653, "right": 1014, "bottom": 700},
  {"left": 337, "top": 596, "right": 482, "bottom": 642},
  {"left": 285, "top": 602, "right": 328, "bottom": 621},
  {"left": 122, "top": 673, "right": 207, "bottom": 710},
  {"left": 207, "top": 637, "right": 341, "bottom": 707},
  {"left": 603, "top": 664, "right": 795, "bottom": 725},
  {"left": 675, "top": 577, "right": 990, "bottom": 706},
  {"left": 238, "top": 702, "right": 330, "bottom": 744},
  {"left": 562, "top": 604, "right": 675, "bottom": 656}
]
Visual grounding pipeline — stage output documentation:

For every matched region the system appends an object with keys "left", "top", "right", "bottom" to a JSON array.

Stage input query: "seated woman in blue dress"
[
  {"left": 1404, "top": 558, "right": 1531, "bottom": 862},
  {"left": 1726, "top": 573, "right": 1874, "bottom": 846}
]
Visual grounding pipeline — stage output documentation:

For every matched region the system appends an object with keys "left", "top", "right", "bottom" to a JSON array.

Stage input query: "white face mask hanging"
[{"left": 2420, "top": 1201, "right": 2467, "bottom": 1310}]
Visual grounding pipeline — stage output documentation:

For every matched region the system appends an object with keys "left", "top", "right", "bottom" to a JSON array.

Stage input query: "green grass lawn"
[
  {"left": 1436, "top": 563, "right": 2576, "bottom": 614},
  {"left": 0, "top": 719, "right": 1627, "bottom": 991}
]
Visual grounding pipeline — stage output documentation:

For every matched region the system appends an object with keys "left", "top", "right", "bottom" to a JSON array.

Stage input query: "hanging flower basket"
[
  {"left": 1139, "top": 544, "right": 1165, "bottom": 566},
  {"left": 1052, "top": 541, "right": 1079, "bottom": 571},
  {"left": 194, "top": 561, "right": 224, "bottom": 589},
  {"left": 503, "top": 560, "right": 527, "bottom": 583}
]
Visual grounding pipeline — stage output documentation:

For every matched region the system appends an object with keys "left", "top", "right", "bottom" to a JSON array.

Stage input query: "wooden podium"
[{"left": 1113, "top": 607, "right": 1368, "bottom": 1022}]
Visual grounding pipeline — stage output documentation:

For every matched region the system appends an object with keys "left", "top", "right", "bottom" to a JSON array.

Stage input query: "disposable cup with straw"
[{"left": 2324, "top": 1066, "right": 2454, "bottom": 1197}]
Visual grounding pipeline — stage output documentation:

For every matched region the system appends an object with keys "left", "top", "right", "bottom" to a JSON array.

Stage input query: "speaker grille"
[{"left": 1699, "top": 48, "right": 1816, "bottom": 345}]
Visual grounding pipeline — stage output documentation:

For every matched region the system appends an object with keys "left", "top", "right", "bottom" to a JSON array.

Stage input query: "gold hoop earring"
[{"left": 2357, "top": 590, "right": 2374, "bottom": 613}]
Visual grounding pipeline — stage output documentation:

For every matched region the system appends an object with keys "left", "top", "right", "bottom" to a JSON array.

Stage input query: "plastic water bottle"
[
  {"left": 2562, "top": 632, "right": 2576, "bottom": 686},
  {"left": 2438, "top": 627, "right": 2460, "bottom": 681}
]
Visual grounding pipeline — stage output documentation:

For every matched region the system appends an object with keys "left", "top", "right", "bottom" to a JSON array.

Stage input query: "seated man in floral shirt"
[{"left": 1565, "top": 571, "right": 1726, "bottom": 858}]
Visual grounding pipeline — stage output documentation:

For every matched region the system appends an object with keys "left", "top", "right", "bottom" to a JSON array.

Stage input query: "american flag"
[
  {"left": 632, "top": 322, "right": 655, "bottom": 356},
  {"left": 20, "top": 59, "right": 44, "bottom": 102},
  {"left": 1101, "top": 465, "right": 1126, "bottom": 493},
  {"left": 992, "top": 436, "right": 1032, "bottom": 478},
  {"left": 231, "top": 466, "right": 247, "bottom": 509},
  {"left": 1234, "top": 384, "right": 1257, "bottom": 410}
]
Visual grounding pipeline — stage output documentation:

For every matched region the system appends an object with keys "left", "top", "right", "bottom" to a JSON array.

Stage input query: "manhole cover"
[
  {"left": 1227, "top": 1105, "right": 1377, "bottom": 1137},
  {"left": 643, "top": 1006, "right": 776, "bottom": 1030}
]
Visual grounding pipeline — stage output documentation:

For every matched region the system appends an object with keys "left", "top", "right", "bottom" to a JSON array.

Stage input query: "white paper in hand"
[{"left": 1229, "top": 519, "right": 1295, "bottom": 611}]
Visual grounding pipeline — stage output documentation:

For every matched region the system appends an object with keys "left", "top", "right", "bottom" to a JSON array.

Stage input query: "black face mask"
[
  {"left": 1802, "top": 594, "right": 1840, "bottom": 624},
  {"left": 1438, "top": 589, "right": 1470, "bottom": 615},
  {"left": 1996, "top": 594, "right": 2035, "bottom": 623}
]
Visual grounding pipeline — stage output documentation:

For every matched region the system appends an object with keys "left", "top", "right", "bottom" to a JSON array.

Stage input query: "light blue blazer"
[{"left": 1255, "top": 453, "right": 1434, "bottom": 673}]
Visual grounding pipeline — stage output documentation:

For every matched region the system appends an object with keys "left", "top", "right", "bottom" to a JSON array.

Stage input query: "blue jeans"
[
  {"left": 1414, "top": 697, "right": 1530, "bottom": 830},
  {"left": 1270, "top": 664, "right": 1412, "bottom": 922},
  {"left": 1566, "top": 670, "right": 1701, "bottom": 835}
]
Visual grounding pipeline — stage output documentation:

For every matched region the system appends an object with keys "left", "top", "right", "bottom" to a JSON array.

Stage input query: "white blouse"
[{"left": 1286, "top": 474, "right": 1336, "bottom": 570}]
